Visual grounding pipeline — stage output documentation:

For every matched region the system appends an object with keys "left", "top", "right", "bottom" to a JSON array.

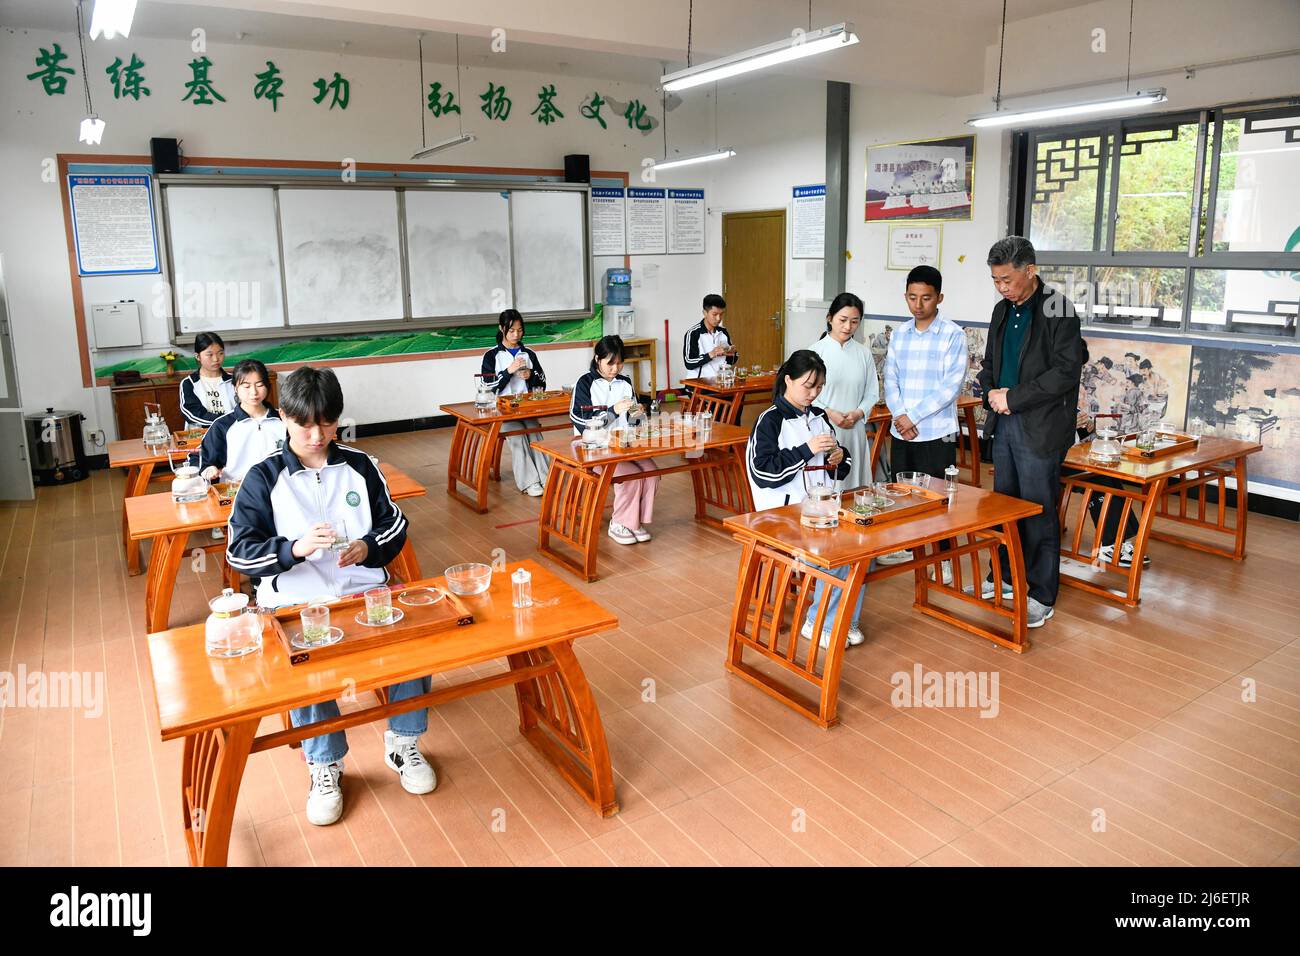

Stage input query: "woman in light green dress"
[{"left": 810, "top": 292, "right": 880, "bottom": 488}]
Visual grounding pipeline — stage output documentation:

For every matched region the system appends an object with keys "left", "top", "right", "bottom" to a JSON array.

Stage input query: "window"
[{"left": 1016, "top": 100, "right": 1300, "bottom": 341}]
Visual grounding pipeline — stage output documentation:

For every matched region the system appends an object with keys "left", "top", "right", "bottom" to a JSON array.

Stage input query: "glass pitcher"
[
  {"left": 142, "top": 402, "right": 170, "bottom": 450},
  {"left": 474, "top": 374, "right": 497, "bottom": 410},
  {"left": 205, "top": 588, "right": 263, "bottom": 658},
  {"left": 800, "top": 468, "right": 841, "bottom": 528},
  {"left": 168, "top": 447, "right": 209, "bottom": 503},
  {"left": 1089, "top": 415, "right": 1122, "bottom": 465}
]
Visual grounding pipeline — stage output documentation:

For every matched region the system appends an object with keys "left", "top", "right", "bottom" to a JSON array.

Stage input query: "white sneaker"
[
  {"left": 976, "top": 576, "right": 1014, "bottom": 600},
  {"left": 210, "top": 527, "right": 225, "bottom": 540},
  {"left": 631, "top": 526, "right": 652, "bottom": 542},
  {"left": 306, "top": 761, "right": 343, "bottom": 826},
  {"left": 607, "top": 522, "right": 637, "bottom": 545},
  {"left": 524, "top": 483, "right": 544, "bottom": 497},
  {"left": 876, "top": 549, "right": 913, "bottom": 566},
  {"left": 846, "top": 625, "right": 865, "bottom": 646},
  {"left": 927, "top": 560, "right": 954, "bottom": 586},
  {"left": 384, "top": 730, "right": 437, "bottom": 795},
  {"left": 801, "top": 618, "right": 851, "bottom": 649},
  {"left": 1100, "top": 541, "right": 1149, "bottom": 569}
]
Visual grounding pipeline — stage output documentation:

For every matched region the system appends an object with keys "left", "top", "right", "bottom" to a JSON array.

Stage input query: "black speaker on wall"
[
  {"left": 564, "top": 153, "right": 590, "bottom": 184},
  {"left": 150, "top": 137, "right": 180, "bottom": 174}
]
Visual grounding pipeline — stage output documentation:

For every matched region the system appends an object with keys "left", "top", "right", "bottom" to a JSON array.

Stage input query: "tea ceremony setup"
[{"left": 0, "top": 0, "right": 1296, "bottom": 930}]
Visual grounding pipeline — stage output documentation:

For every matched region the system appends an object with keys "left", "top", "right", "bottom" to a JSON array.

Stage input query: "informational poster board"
[
  {"left": 887, "top": 224, "right": 942, "bottom": 270},
  {"left": 626, "top": 187, "right": 667, "bottom": 256},
  {"left": 590, "top": 187, "right": 626, "bottom": 256},
  {"left": 68, "top": 173, "right": 160, "bottom": 275},
  {"left": 791, "top": 184, "right": 826, "bottom": 259},
  {"left": 666, "top": 188, "right": 705, "bottom": 254}
]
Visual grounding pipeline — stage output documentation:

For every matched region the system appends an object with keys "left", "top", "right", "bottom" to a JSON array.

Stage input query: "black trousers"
[
  {"left": 990, "top": 414, "right": 1063, "bottom": 606},
  {"left": 1061, "top": 467, "right": 1141, "bottom": 546},
  {"left": 890, "top": 436, "right": 957, "bottom": 553}
]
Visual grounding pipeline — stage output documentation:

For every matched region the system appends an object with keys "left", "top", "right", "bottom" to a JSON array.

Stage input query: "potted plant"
[{"left": 160, "top": 349, "right": 177, "bottom": 377}]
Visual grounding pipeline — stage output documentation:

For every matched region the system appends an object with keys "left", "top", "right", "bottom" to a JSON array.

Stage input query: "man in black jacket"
[{"left": 977, "top": 236, "right": 1083, "bottom": 628}]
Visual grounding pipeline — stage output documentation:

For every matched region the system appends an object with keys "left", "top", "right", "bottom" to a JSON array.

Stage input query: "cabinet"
[{"left": 110, "top": 371, "right": 279, "bottom": 441}]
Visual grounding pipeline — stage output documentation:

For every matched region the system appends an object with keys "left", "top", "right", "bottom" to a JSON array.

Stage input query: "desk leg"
[
  {"left": 144, "top": 531, "right": 189, "bottom": 633},
  {"left": 962, "top": 406, "right": 982, "bottom": 487},
  {"left": 537, "top": 460, "right": 615, "bottom": 582},
  {"left": 869, "top": 423, "right": 889, "bottom": 479},
  {"left": 446, "top": 420, "right": 500, "bottom": 513},
  {"left": 509, "top": 642, "right": 618, "bottom": 817},
  {"left": 909, "top": 524, "right": 1029, "bottom": 651},
  {"left": 123, "top": 462, "right": 155, "bottom": 576},
  {"left": 180, "top": 720, "right": 257, "bottom": 867}
]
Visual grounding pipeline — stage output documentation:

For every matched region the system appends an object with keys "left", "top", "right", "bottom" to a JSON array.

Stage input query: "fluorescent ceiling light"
[
  {"left": 79, "top": 115, "right": 105, "bottom": 145},
  {"left": 411, "top": 132, "right": 475, "bottom": 160},
  {"left": 661, "top": 22, "right": 858, "bottom": 92},
  {"left": 967, "top": 88, "right": 1167, "bottom": 128},
  {"left": 655, "top": 148, "right": 736, "bottom": 172},
  {"left": 89, "top": 0, "right": 137, "bottom": 40}
]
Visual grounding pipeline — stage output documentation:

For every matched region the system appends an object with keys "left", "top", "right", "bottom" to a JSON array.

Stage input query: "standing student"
[
  {"left": 809, "top": 292, "right": 880, "bottom": 488},
  {"left": 179, "top": 332, "right": 237, "bottom": 427},
  {"left": 747, "top": 349, "right": 865, "bottom": 648},
  {"left": 480, "top": 309, "right": 551, "bottom": 497},
  {"left": 682, "top": 293, "right": 738, "bottom": 380},
  {"left": 193, "top": 359, "right": 287, "bottom": 483},
  {"left": 977, "top": 236, "right": 1083, "bottom": 628},
  {"left": 570, "top": 335, "right": 659, "bottom": 545},
  {"left": 226, "top": 367, "right": 434, "bottom": 826},
  {"left": 878, "top": 266, "right": 967, "bottom": 578}
]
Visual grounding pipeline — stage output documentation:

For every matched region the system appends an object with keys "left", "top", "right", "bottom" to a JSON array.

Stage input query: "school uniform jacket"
[
  {"left": 179, "top": 370, "right": 237, "bottom": 427},
  {"left": 480, "top": 345, "right": 548, "bottom": 396},
  {"left": 190, "top": 404, "right": 287, "bottom": 482},
  {"left": 569, "top": 369, "right": 636, "bottom": 434},
  {"left": 682, "top": 321, "right": 738, "bottom": 378},
  {"left": 226, "top": 442, "right": 407, "bottom": 608},
  {"left": 747, "top": 395, "right": 852, "bottom": 511}
]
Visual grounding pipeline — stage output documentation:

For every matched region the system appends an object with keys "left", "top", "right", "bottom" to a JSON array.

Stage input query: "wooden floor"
[{"left": 1, "top": 427, "right": 1298, "bottom": 867}]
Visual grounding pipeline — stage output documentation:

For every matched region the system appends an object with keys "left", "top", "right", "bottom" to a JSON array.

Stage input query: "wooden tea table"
[
  {"left": 531, "top": 422, "right": 754, "bottom": 582},
  {"left": 680, "top": 373, "right": 776, "bottom": 425},
  {"left": 440, "top": 394, "right": 575, "bottom": 513},
  {"left": 723, "top": 484, "right": 1040, "bottom": 727},
  {"left": 1058, "top": 435, "right": 1263, "bottom": 607},
  {"left": 127, "top": 462, "right": 426, "bottom": 633},
  {"left": 146, "top": 560, "right": 620, "bottom": 866},
  {"left": 109, "top": 430, "right": 207, "bottom": 575}
]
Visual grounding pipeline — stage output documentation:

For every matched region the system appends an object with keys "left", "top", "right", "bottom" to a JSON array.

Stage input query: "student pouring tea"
[
  {"left": 570, "top": 335, "right": 659, "bottom": 545},
  {"left": 480, "top": 309, "right": 551, "bottom": 497},
  {"left": 746, "top": 349, "right": 866, "bottom": 648},
  {"left": 226, "top": 367, "right": 435, "bottom": 826},
  {"left": 179, "top": 332, "right": 237, "bottom": 427}
]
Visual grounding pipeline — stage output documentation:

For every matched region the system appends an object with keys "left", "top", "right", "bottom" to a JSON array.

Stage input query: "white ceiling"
[{"left": 0, "top": 0, "right": 1121, "bottom": 94}]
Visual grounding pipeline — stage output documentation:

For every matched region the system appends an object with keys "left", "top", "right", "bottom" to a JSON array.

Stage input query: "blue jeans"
[
  {"left": 291, "top": 676, "right": 432, "bottom": 765},
  {"left": 990, "top": 413, "right": 1063, "bottom": 607},
  {"left": 804, "top": 560, "right": 872, "bottom": 633}
]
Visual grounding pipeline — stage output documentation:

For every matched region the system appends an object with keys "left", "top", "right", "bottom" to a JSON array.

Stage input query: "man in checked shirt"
[{"left": 876, "top": 265, "right": 967, "bottom": 580}]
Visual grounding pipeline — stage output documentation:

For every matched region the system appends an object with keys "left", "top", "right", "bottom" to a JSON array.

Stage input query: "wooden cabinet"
[{"left": 110, "top": 371, "right": 278, "bottom": 441}]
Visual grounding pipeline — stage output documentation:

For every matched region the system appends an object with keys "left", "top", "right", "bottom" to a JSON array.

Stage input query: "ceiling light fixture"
[
  {"left": 656, "top": 148, "right": 737, "bottom": 171},
  {"left": 89, "top": 0, "right": 136, "bottom": 39},
  {"left": 412, "top": 33, "right": 474, "bottom": 160},
  {"left": 660, "top": 21, "right": 858, "bottom": 93}
]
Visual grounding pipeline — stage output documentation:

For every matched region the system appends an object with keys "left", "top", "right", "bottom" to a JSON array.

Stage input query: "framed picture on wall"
[
  {"left": 887, "top": 224, "right": 942, "bottom": 269},
  {"left": 865, "top": 134, "right": 975, "bottom": 222}
]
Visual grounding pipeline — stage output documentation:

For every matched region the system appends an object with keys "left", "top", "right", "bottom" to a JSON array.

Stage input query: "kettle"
[
  {"left": 168, "top": 447, "right": 209, "bottom": 503},
  {"left": 800, "top": 466, "right": 841, "bottom": 529},
  {"left": 474, "top": 374, "right": 497, "bottom": 410},
  {"left": 1089, "top": 414, "right": 1122, "bottom": 465},
  {"left": 205, "top": 588, "right": 263, "bottom": 658},
  {"left": 142, "top": 402, "right": 170, "bottom": 450}
]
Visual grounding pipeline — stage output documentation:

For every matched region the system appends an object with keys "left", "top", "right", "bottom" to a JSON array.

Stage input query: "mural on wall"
[
  {"left": 93, "top": 308, "right": 604, "bottom": 379},
  {"left": 1188, "top": 346, "right": 1300, "bottom": 488},
  {"left": 1078, "top": 335, "right": 1193, "bottom": 433},
  {"left": 961, "top": 325, "right": 989, "bottom": 426}
]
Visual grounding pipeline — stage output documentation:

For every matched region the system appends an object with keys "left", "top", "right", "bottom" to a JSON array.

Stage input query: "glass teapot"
[
  {"left": 474, "top": 374, "right": 497, "bottom": 410},
  {"left": 800, "top": 467, "right": 841, "bottom": 529},
  {"left": 1089, "top": 414, "right": 1122, "bottom": 465},
  {"left": 205, "top": 588, "right": 263, "bottom": 658},
  {"left": 168, "top": 447, "right": 209, "bottom": 503},
  {"left": 142, "top": 402, "right": 170, "bottom": 450}
]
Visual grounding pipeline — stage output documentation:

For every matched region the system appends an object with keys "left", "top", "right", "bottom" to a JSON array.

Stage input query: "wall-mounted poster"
[
  {"left": 1079, "top": 336, "right": 1193, "bottom": 434},
  {"left": 865, "top": 135, "right": 974, "bottom": 222},
  {"left": 1188, "top": 345, "right": 1300, "bottom": 490},
  {"left": 887, "top": 224, "right": 942, "bottom": 269}
]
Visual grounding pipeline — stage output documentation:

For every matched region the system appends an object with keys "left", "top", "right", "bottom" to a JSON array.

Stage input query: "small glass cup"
[
  {"left": 1136, "top": 428, "right": 1157, "bottom": 452},
  {"left": 300, "top": 604, "right": 331, "bottom": 645},
  {"left": 364, "top": 586, "right": 393, "bottom": 625},
  {"left": 853, "top": 489, "right": 873, "bottom": 514},
  {"left": 328, "top": 521, "right": 350, "bottom": 554},
  {"left": 944, "top": 465, "right": 960, "bottom": 496}
]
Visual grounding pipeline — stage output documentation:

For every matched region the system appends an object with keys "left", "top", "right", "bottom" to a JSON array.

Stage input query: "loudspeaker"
[
  {"left": 150, "top": 137, "right": 180, "bottom": 174},
  {"left": 564, "top": 153, "right": 590, "bottom": 184}
]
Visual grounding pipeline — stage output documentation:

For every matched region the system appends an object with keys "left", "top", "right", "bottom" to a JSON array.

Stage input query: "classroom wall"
[{"left": 0, "top": 25, "right": 720, "bottom": 444}]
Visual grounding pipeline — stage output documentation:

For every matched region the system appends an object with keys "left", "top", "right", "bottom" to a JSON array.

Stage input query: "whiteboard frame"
[{"left": 157, "top": 175, "right": 592, "bottom": 344}]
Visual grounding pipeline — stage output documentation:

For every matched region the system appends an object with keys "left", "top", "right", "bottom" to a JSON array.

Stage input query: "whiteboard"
[
  {"left": 279, "top": 188, "right": 404, "bottom": 326},
  {"left": 510, "top": 191, "right": 586, "bottom": 313},
  {"left": 165, "top": 186, "right": 284, "bottom": 333},
  {"left": 405, "top": 190, "right": 512, "bottom": 317}
]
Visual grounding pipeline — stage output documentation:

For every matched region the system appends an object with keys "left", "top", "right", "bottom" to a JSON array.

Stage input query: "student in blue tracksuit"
[
  {"left": 226, "top": 366, "right": 434, "bottom": 826},
  {"left": 192, "top": 359, "right": 287, "bottom": 484},
  {"left": 479, "top": 309, "right": 551, "bottom": 497},
  {"left": 178, "top": 332, "right": 237, "bottom": 427},
  {"left": 746, "top": 349, "right": 869, "bottom": 649}
]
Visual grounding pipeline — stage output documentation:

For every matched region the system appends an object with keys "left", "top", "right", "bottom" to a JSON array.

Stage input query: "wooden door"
[{"left": 722, "top": 210, "right": 786, "bottom": 371}]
